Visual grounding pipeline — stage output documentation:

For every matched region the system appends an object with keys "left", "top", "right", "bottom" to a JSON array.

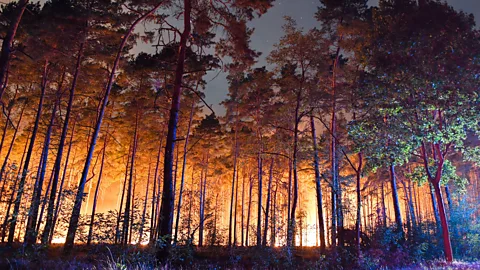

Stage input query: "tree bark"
[
  {"left": 228, "top": 125, "right": 238, "bottom": 247},
  {"left": 389, "top": 163, "right": 403, "bottom": 233}
]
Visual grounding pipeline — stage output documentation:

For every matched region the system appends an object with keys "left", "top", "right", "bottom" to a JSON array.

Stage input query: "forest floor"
[{"left": 0, "top": 243, "right": 479, "bottom": 269}]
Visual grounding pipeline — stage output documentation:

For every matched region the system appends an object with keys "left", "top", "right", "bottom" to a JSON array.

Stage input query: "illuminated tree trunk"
[
  {"left": 157, "top": 0, "right": 191, "bottom": 260},
  {"left": 256, "top": 152, "right": 262, "bottom": 247},
  {"left": 288, "top": 89, "right": 301, "bottom": 247},
  {"left": 115, "top": 141, "right": 131, "bottom": 244},
  {"left": 262, "top": 158, "right": 274, "bottom": 246},
  {"left": 1, "top": 125, "right": 29, "bottom": 242},
  {"left": 310, "top": 115, "right": 326, "bottom": 251},
  {"left": 355, "top": 153, "right": 363, "bottom": 254},
  {"left": 173, "top": 101, "right": 194, "bottom": 244},
  {"left": 123, "top": 112, "right": 139, "bottom": 245},
  {"left": 381, "top": 182, "right": 387, "bottom": 227},
  {"left": 151, "top": 129, "right": 164, "bottom": 244},
  {"left": 138, "top": 163, "right": 151, "bottom": 244},
  {"left": 87, "top": 129, "right": 108, "bottom": 246},
  {"left": 245, "top": 175, "right": 253, "bottom": 246},
  {"left": 0, "top": 0, "right": 29, "bottom": 99},
  {"left": 50, "top": 120, "right": 76, "bottom": 244},
  {"left": 228, "top": 126, "right": 238, "bottom": 247},
  {"left": 42, "top": 42, "right": 84, "bottom": 244},
  {"left": 0, "top": 101, "right": 25, "bottom": 200},
  {"left": 241, "top": 174, "right": 245, "bottom": 246},
  {"left": 233, "top": 169, "right": 239, "bottom": 246},
  {"left": 8, "top": 61, "right": 48, "bottom": 244},
  {"left": 198, "top": 152, "right": 209, "bottom": 247},
  {"left": 64, "top": 4, "right": 162, "bottom": 251},
  {"left": 389, "top": 164, "right": 403, "bottom": 233}
]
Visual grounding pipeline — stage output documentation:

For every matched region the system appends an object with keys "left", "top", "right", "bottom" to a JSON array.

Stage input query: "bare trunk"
[
  {"left": 86, "top": 129, "right": 108, "bottom": 245},
  {"left": 228, "top": 126, "right": 238, "bottom": 247},
  {"left": 138, "top": 163, "right": 151, "bottom": 244},
  {"left": 173, "top": 101, "right": 195, "bottom": 243},
  {"left": 157, "top": 0, "right": 191, "bottom": 260},
  {"left": 123, "top": 113, "right": 139, "bottom": 245},
  {"left": 310, "top": 115, "right": 326, "bottom": 251},
  {"left": 262, "top": 158, "right": 274, "bottom": 246}
]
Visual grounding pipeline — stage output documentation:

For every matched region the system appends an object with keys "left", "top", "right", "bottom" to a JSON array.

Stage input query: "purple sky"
[{"left": 201, "top": 0, "right": 480, "bottom": 115}]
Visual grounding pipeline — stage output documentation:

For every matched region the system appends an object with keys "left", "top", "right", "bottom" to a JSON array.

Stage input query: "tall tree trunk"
[
  {"left": 389, "top": 163, "right": 403, "bottom": 233},
  {"left": 0, "top": 101, "right": 25, "bottom": 200},
  {"left": 138, "top": 163, "right": 151, "bottom": 244},
  {"left": 150, "top": 130, "right": 164, "bottom": 245},
  {"left": 310, "top": 115, "right": 326, "bottom": 251},
  {"left": 115, "top": 143, "right": 131, "bottom": 244},
  {"left": 245, "top": 175, "right": 253, "bottom": 246},
  {"left": 173, "top": 101, "right": 194, "bottom": 244},
  {"left": 50, "top": 120, "right": 76, "bottom": 243},
  {"left": 233, "top": 167, "right": 239, "bottom": 246},
  {"left": 241, "top": 173, "right": 245, "bottom": 246},
  {"left": 288, "top": 89, "right": 302, "bottom": 247},
  {"left": 0, "top": 0, "right": 29, "bottom": 99},
  {"left": 262, "top": 158, "right": 274, "bottom": 246},
  {"left": 256, "top": 152, "right": 262, "bottom": 247},
  {"left": 63, "top": 4, "right": 162, "bottom": 251},
  {"left": 198, "top": 152, "right": 209, "bottom": 247},
  {"left": 228, "top": 125, "right": 238, "bottom": 247},
  {"left": 123, "top": 112, "right": 139, "bottom": 245},
  {"left": 381, "top": 182, "right": 387, "bottom": 227},
  {"left": 25, "top": 73, "right": 63, "bottom": 245},
  {"left": 355, "top": 153, "right": 363, "bottom": 254},
  {"left": 433, "top": 182, "right": 453, "bottom": 262},
  {"left": 157, "top": 0, "right": 191, "bottom": 261},
  {"left": 86, "top": 128, "right": 108, "bottom": 245},
  {"left": 8, "top": 61, "right": 48, "bottom": 244},
  {"left": 42, "top": 43, "right": 84, "bottom": 244}
]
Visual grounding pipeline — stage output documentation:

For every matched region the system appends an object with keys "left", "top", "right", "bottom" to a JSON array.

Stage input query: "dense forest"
[{"left": 0, "top": 0, "right": 479, "bottom": 269}]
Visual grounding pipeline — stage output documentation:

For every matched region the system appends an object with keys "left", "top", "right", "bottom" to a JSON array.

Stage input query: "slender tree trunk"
[
  {"left": 0, "top": 0, "right": 29, "bottom": 99},
  {"left": 355, "top": 153, "right": 363, "bottom": 254},
  {"left": 256, "top": 152, "right": 262, "bottom": 247},
  {"left": 42, "top": 43, "right": 84, "bottom": 244},
  {"left": 233, "top": 167, "right": 239, "bottom": 246},
  {"left": 25, "top": 73, "right": 63, "bottom": 245},
  {"left": 241, "top": 173, "right": 245, "bottom": 246},
  {"left": 173, "top": 101, "right": 194, "bottom": 243},
  {"left": 50, "top": 120, "right": 76, "bottom": 243},
  {"left": 138, "top": 163, "right": 151, "bottom": 244},
  {"left": 63, "top": 5, "right": 162, "bottom": 252},
  {"left": 389, "top": 164, "right": 403, "bottom": 234},
  {"left": 310, "top": 115, "right": 326, "bottom": 251},
  {"left": 0, "top": 102, "right": 25, "bottom": 200},
  {"left": 288, "top": 89, "right": 302, "bottom": 247},
  {"left": 262, "top": 158, "right": 274, "bottom": 246},
  {"left": 198, "top": 152, "right": 208, "bottom": 247},
  {"left": 228, "top": 126, "right": 238, "bottom": 247},
  {"left": 115, "top": 143, "right": 131, "bottom": 244},
  {"left": 245, "top": 175, "right": 253, "bottom": 246},
  {"left": 381, "top": 182, "right": 387, "bottom": 227},
  {"left": 150, "top": 130, "right": 164, "bottom": 245},
  {"left": 123, "top": 112, "right": 139, "bottom": 245},
  {"left": 157, "top": 0, "right": 191, "bottom": 261},
  {"left": 8, "top": 61, "right": 48, "bottom": 244},
  {"left": 433, "top": 182, "right": 453, "bottom": 262},
  {"left": 86, "top": 128, "right": 108, "bottom": 245}
]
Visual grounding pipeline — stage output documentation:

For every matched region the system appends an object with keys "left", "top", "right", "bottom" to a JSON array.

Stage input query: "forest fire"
[{"left": 0, "top": 0, "right": 479, "bottom": 269}]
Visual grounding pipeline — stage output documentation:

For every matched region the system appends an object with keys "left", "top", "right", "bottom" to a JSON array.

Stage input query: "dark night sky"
[{"left": 200, "top": 0, "right": 480, "bottom": 115}]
